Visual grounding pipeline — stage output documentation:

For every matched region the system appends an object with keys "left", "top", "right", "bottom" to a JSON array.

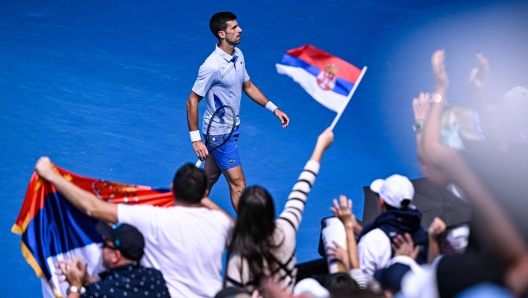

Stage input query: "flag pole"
[{"left": 329, "top": 66, "right": 368, "bottom": 130}]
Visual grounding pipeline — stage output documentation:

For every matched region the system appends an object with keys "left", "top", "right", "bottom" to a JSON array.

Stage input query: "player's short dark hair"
[
  {"left": 209, "top": 12, "right": 237, "bottom": 40},
  {"left": 172, "top": 163, "right": 207, "bottom": 204}
]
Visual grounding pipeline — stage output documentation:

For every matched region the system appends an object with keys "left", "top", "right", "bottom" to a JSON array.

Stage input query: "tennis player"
[{"left": 186, "top": 12, "right": 289, "bottom": 210}]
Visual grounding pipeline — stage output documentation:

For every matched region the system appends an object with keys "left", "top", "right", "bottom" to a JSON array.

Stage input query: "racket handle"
[{"left": 195, "top": 159, "right": 203, "bottom": 168}]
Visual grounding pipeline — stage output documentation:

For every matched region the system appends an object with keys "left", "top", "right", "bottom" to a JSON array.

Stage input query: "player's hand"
[
  {"left": 35, "top": 157, "right": 57, "bottom": 181},
  {"left": 192, "top": 140, "right": 209, "bottom": 161},
  {"left": 273, "top": 108, "right": 290, "bottom": 128}
]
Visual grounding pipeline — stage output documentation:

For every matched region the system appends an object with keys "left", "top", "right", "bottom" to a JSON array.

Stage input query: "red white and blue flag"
[
  {"left": 276, "top": 44, "right": 365, "bottom": 113},
  {"left": 12, "top": 166, "right": 173, "bottom": 297}
]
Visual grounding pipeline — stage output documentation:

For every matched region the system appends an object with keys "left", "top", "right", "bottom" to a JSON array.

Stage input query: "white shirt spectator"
[
  {"left": 357, "top": 228, "right": 392, "bottom": 281},
  {"left": 118, "top": 204, "right": 232, "bottom": 298}
]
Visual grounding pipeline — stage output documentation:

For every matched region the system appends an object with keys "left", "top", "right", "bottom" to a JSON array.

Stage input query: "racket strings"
[{"left": 206, "top": 106, "right": 236, "bottom": 149}]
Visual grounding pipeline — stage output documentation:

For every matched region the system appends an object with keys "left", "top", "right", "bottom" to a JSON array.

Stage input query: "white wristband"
[
  {"left": 189, "top": 130, "right": 201, "bottom": 142},
  {"left": 265, "top": 101, "right": 278, "bottom": 113}
]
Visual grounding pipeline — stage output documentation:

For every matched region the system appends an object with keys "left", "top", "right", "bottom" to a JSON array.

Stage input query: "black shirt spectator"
[{"left": 83, "top": 262, "right": 169, "bottom": 298}]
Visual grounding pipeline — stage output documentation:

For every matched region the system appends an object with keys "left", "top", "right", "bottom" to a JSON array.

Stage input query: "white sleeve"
[
  {"left": 357, "top": 229, "right": 392, "bottom": 281},
  {"left": 192, "top": 63, "right": 218, "bottom": 97},
  {"left": 277, "top": 160, "right": 320, "bottom": 232},
  {"left": 117, "top": 204, "right": 158, "bottom": 237}
]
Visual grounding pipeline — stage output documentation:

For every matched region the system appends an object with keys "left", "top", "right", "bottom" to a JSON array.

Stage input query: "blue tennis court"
[{"left": 2, "top": 0, "right": 527, "bottom": 296}]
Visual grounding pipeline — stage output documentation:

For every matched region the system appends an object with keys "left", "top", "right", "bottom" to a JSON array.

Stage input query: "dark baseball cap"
[{"left": 96, "top": 221, "right": 145, "bottom": 261}]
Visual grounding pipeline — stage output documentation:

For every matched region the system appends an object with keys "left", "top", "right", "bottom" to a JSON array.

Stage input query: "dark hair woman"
[{"left": 224, "top": 128, "right": 334, "bottom": 293}]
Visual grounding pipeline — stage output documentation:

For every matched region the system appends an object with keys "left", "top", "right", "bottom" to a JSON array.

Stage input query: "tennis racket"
[{"left": 195, "top": 105, "right": 237, "bottom": 168}]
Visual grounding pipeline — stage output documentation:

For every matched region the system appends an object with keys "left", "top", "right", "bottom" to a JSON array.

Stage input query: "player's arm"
[
  {"left": 186, "top": 91, "right": 208, "bottom": 161},
  {"left": 242, "top": 79, "right": 289, "bottom": 128},
  {"left": 35, "top": 157, "right": 118, "bottom": 223}
]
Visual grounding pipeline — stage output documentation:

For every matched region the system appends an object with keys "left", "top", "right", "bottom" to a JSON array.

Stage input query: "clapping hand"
[
  {"left": 468, "top": 53, "right": 489, "bottom": 102},
  {"left": 431, "top": 49, "right": 449, "bottom": 95},
  {"left": 392, "top": 233, "right": 421, "bottom": 260}
]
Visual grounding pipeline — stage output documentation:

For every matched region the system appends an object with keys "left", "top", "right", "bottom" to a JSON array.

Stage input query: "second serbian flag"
[{"left": 276, "top": 44, "right": 363, "bottom": 112}]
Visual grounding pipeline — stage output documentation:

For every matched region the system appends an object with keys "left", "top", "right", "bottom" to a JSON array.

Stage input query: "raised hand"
[
  {"left": 310, "top": 128, "right": 334, "bottom": 164},
  {"left": 316, "top": 128, "right": 334, "bottom": 150},
  {"left": 412, "top": 92, "right": 432, "bottom": 123},
  {"left": 431, "top": 49, "right": 449, "bottom": 95},
  {"left": 468, "top": 53, "right": 490, "bottom": 102},
  {"left": 330, "top": 195, "right": 354, "bottom": 229},
  {"left": 428, "top": 217, "right": 447, "bottom": 237},
  {"left": 35, "top": 157, "right": 57, "bottom": 181}
]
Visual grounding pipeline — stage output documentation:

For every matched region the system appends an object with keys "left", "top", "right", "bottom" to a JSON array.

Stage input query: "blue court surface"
[{"left": 1, "top": 0, "right": 527, "bottom": 296}]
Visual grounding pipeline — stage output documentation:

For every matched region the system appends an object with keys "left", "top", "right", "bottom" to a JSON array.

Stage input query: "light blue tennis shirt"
[{"left": 192, "top": 45, "right": 250, "bottom": 134}]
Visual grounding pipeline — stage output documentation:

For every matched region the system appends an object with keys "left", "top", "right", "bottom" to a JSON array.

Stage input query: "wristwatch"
[
  {"left": 412, "top": 121, "right": 425, "bottom": 133},
  {"left": 430, "top": 93, "right": 443, "bottom": 103},
  {"left": 67, "top": 286, "right": 86, "bottom": 295}
]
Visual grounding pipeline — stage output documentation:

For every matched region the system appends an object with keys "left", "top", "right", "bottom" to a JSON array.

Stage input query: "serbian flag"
[
  {"left": 12, "top": 166, "right": 173, "bottom": 298},
  {"left": 276, "top": 44, "right": 366, "bottom": 114}
]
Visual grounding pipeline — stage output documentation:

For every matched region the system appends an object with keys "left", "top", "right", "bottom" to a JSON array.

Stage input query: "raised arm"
[
  {"left": 310, "top": 128, "right": 334, "bottom": 163},
  {"left": 427, "top": 217, "right": 446, "bottom": 264},
  {"left": 330, "top": 195, "right": 359, "bottom": 270},
  {"left": 432, "top": 49, "right": 449, "bottom": 100},
  {"left": 418, "top": 50, "right": 528, "bottom": 296},
  {"left": 329, "top": 195, "right": 368, "bottom": 288},
  {"left": 467, "top": 54, "right": 507, "bottom": 151},
  {"left": 278, "top": 128, "right": 333, "bottom": 231},
  {"left": 242, "top": 79, "right": 290, "bottom": 128},
  {"left": 35, "top": 157, "right": 118, "bottom": 223}
]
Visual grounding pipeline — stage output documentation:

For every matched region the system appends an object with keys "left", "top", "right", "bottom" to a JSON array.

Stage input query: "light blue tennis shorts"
[{"left": 204, "top": 126, "right": 241, "bottom": 170}]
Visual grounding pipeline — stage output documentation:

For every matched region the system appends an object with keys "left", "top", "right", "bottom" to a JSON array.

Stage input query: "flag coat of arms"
[
  {"left": 12, "top": 166, "right": 173, "bottom": 297},
  {"left": 276, "top": 44, "right": 364, "bottom": 113}
]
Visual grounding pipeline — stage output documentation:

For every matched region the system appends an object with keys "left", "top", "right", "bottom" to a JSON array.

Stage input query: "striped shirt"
[{"left": 226, "top": 160, "right": 320, "bottom": 292}]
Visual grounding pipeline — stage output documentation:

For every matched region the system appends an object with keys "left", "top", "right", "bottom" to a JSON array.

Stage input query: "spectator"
[
  {"left": 56, "top": 222, "right": 169, "bottom": 297},
  {"left": 326, "top": 195, "right": 367, "bottom": 288},
  {"left": 410, "top": 49, "right": 528, "bottom": 296},
  {"left": 224, "top": 128, "right": 334, "bottom": 293},
  {"left": 356, "top": 174, "right": 427, "bottom": 282},
  {"left": 323, "top": 273, "right": 360, "bottom": 298},
  {"left": 35, "top": 160, "right": 233, "bottom": 298},
  {"left": 427, "top": 217, "right": 470, "bottom": 265}
]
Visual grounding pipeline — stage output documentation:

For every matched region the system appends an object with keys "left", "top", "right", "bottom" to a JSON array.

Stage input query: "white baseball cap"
[{"left": 370, "top": 174, "right": 415, "bottom": 209}]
